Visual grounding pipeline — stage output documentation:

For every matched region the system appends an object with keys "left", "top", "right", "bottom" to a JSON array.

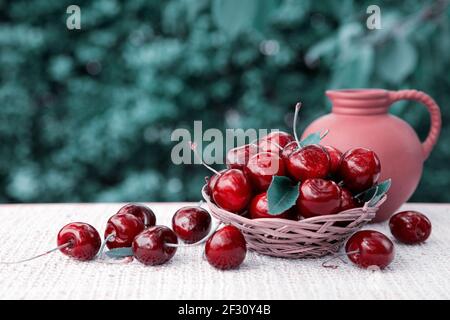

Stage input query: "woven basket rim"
[
  {"left": 201, "top": 185, "right": 386, "bottom": 227},
  {"left": 202, "top": 185, "right": 386, "bottom": 259}
]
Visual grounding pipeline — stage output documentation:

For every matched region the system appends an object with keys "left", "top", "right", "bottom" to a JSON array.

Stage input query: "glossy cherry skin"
[
  {"left": 105, "top": 213, "right": 145, "bottom": 249},
  {"left": 205, "top": 169, "right": 226, "bottom": 196},
  {"left": 389, "top": 211, "right": 432, "bottom": 244},
  {"left": 172, "top": 206, "right": 212, "bottom": 243},
  {"left": 249, "top": 192, "right": 293, "bottom": 219},
  {"left": 297, "top": 179, "right": 341, "bottom": 219},
  {"left": 116, "top": 203, "right": 156, "bottom": 227},
  {"left": 132, "top": 226, "right": 178, "bottom": 266},
  {"left": 346, "top": 230, "right": 395, "bottom": 269},
  {"left": 281, "top": 141, "right": 299, "bottom": 160},
  {"left": 258, "top": 140, "right": 282, "bottom": 155},
  {"left": 226, "top": 144, "right": 257, "bottom": 170},
  {"left": 323, "top": 145, "right": 342, "bottom": 176},
  {"left": 205, "top": 225, "right": 247, "bottom": 270},
  {"left": 245, "top": 152, "right": 286, "bottom": 191},
  {"left": 57, "top": 222, "right": 101, "bottom": 261},
  {"left": 212, "top": 169, "right": 252, "bottom": 213},
  {"left": 339, "top": 148, "right": 381, "bottom": 193},
  {"left": 259, "top": 131, "right": 294, "bottom": 148},
  {"left": 286, "top": 145, "right": 330, "bottom": 182},
  {"left": 339, "top": 187, "right": 358, "bottom": 211}
]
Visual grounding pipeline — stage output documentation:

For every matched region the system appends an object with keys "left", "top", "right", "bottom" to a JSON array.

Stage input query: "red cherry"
[
  {"left": 296, "top": 179, "right": 341, "bottom": 218},
  {"left": 132, "top": 226, "right": 178, "bottom": 266},
  {"left": 245, "top": 152, "right": 286, "bottom": 191},
  {"left": 226, "top": 144, "right": 257, "bottom": 170},
  {"left": 116, "top": 203, "right": 156, "bottom": 227},
  {"left": 333, "top": 187, "right": 360, "bottom": 227},
  {"left": 105, "top": 213, "right": 145, "bottom": 249},
  {"left": 389, "top": 211, "right": 432, "bottom": 244},
  {"left": 346, "top": 230, "right": 395, "bottom": 269},
  {"left": 205, "top": 225, "right": 247, "bottom": 270},
  {"left": 260, "top": 131, "right": 294, "bottom": 148},
  {"left": 57, "top": 222, "right": 101, "bottom": 261},
  {"left": 205, "top": 169, "right": 226, "bottom": 196},
  {"left": 212, "top": 169, "right": 252, "bottom": 213},
  {"left": 286, "top": 145, "right": 330, "bottom": 182},
  {"left": 172, "top": 206, "right": 212, "bottom": 243},
  {"left": 249, "top": 192, "right": 293, "bottom": 219},
  {"left": 281, "top": 141, "right": 299, "bottom": 160},
  {"left": 339, "top": 148, "right": 381, "bottom": 193},
  {"left": 323, "top": 145, "right": 342, "bottom": 176},
  {"left": 339, "top": 187, "right": 358, "bottom": 211},
  {"left": 258, "top": 140, "right": 282, "bottom": 155}
]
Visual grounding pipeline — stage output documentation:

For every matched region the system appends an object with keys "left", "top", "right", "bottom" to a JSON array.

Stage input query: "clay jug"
[{"left": 302, "top": 89, "right": 441, "bottom": 222}]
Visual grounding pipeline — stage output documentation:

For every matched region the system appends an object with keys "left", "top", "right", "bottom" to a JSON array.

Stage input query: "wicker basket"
[{"left": 202, "top": 186, "right": 386, "bottom": 259}]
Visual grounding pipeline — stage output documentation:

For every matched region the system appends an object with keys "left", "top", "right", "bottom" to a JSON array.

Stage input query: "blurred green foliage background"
[{"left": 0, "top": 0, "right": 449, "bottom": 203}]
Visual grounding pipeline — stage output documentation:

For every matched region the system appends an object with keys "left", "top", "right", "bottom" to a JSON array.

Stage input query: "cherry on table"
[
  {"left": 104, "top": 213, "right": 145, "bottom": 249},
  {"left": 245, "top": 152, "right": 286, "bottom": 192},
  {"left": 116, "top": 203, "right": 156, "bottom": 227},
  {"left": 389, "top": 211, "right": 432, "bottom": 244},
  {"left": 132, "top": 226, "right": 178, "bottom": 266},
  {"left": 205, "top": 225, "right": 247, "bottom": 270},
  {"left": 249, "top": 192, "right": 294, "bottom": 220},
  {"left": 345, "top": 230, "right": 395, "bottom": 269},
  {"left": 57, "top": 222, "right": 101, "bottom": 261},
  {"left": 212, "top": 169, "right": 252, "bottom": 213},
  {"left": 226, "top": 144, "right": 257, "bottom": 170},
  {"left": 172, "top": 206, "right": 212, "bottom": 243},
  {"left": 286, "top": 145, "right": 330, "bottom": 182},
  {"left": 296, "top": 178, "right": 341, "bottom": 219},
  {"left": 339, "top": 148, "right": 381, "bottom": 193}
]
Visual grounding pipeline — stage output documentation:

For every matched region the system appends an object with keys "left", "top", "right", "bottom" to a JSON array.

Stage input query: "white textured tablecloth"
[{"left": 0, "top": 202, "right": 449, "bottom": 300}]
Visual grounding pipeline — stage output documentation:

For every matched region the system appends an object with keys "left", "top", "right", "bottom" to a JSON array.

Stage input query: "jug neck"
[{"left": 327, "top": 89, "right": 391, "bottom": 115}]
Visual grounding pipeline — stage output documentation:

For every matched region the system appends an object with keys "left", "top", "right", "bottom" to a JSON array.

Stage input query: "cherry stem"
[
  {"left": 189, "top": 141, "right": 220, "bottom": 175},
  {"left": 320, "top": 129, "right": 329, "bottom": 140},
  {"left": 165, "top": 221, "right": 223, "bottom": 248},
  {"left": 322, "top": 250, "right": 359, "bottom": 269},
  {"left": 97, "top": 233, "right": 115, "bottom": 259},
  {"left": 0, "top": 241, "right": 72, "bottom": 265},
  {"left": 293, "top": 102, "right": 302, "bottom": 146}
]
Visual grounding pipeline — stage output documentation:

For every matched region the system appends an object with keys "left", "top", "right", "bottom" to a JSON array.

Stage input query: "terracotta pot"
[{"left": 302, "top": 89, "right": 441, "bottom": 222}]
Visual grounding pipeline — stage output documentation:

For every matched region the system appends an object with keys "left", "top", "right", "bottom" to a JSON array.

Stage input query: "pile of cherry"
[
  {"left": 203, "top": 133, "right": 432, "bottom": 269},
  {"left": 2, "top": 205, "right": 432, "bottom": 271},
  {"left": 207, "top": 130, "right": 380, "bottom": 219},
  {"left": 17, "top": 203, "right": 245, "bottom": 270},
  {"left": 1, "top": 102, "right": 433, "bottom": 271},
  {"left": 200, "top": 103, "right": 432, "bottom": 269}
]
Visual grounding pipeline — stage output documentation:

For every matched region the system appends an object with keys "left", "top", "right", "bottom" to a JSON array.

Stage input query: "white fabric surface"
[{"left": 0, "top": 202, "right": 449, "bottom": 300}]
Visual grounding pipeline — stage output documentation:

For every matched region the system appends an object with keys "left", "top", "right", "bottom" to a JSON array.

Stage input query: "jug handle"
[{"left": 389, "top": 90, "right": 441, "bottom": 160}]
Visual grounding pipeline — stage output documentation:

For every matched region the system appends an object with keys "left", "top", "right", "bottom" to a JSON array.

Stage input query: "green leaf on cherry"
[
  {"left": 356, "top": 179, "right": 392, "bottom": 206},
  {"left": 299, "top": 130, "right": 329, "bottom": 147},
  {"left": 267, "top": 176, "right": 300, "bottom": 215},
  {"left": 105, "top": 247, "right": 133, "bottom": 258}
]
